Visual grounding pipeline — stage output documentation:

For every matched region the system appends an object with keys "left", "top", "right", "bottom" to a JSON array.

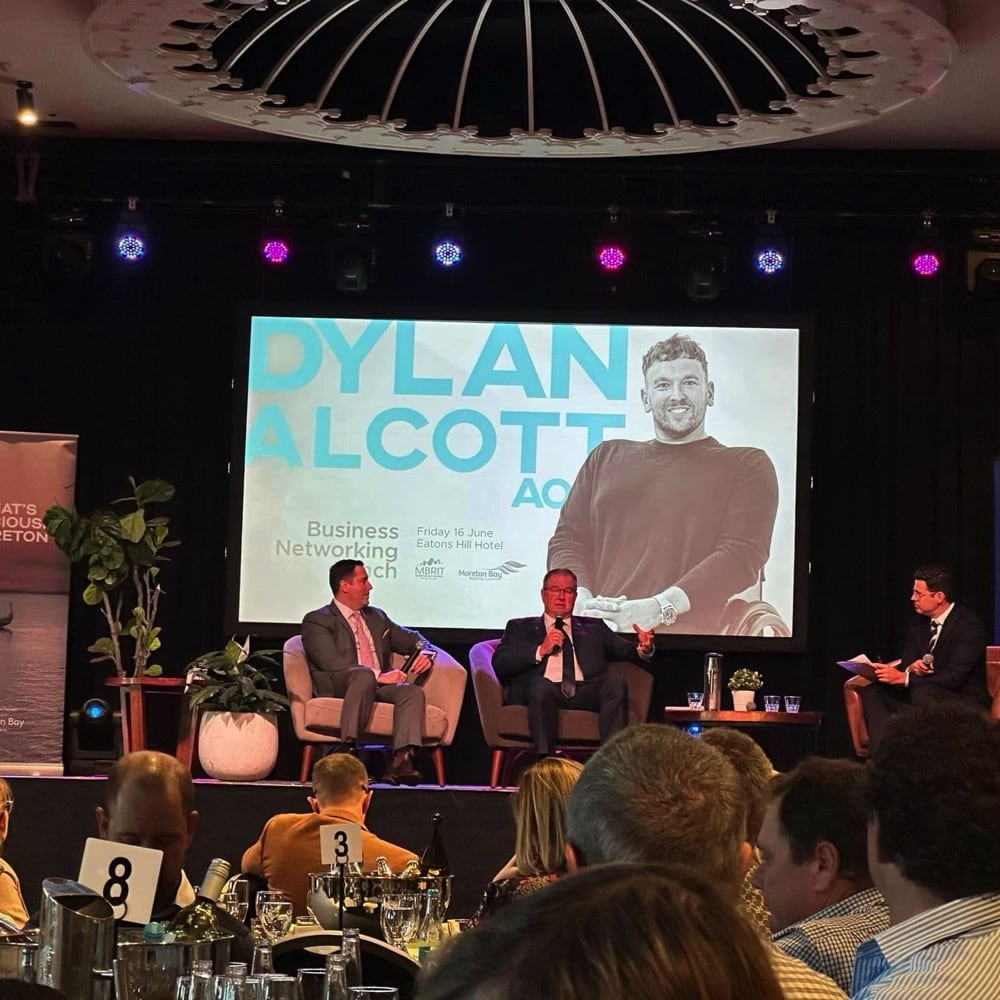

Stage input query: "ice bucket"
[
  {"left": 35, "top": 877, "right": 115, "bottom": 1000},
  {"left": 0, "top": 931, "right": 38, "bottom": 982},
  {"left": 307, "top": 871, "right": 452, "bottom": 933},
  {"left": 114, "top": 936, "right": 233, "bottom": 1000}
]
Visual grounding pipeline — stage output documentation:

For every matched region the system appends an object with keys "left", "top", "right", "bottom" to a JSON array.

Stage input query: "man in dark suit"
[
  {"left": 492, "top": 567, "right": 656, "bottom": 754},
  {"left": 861, "top": 564, "right": 988, "bottom": 751},
  {"left": 302, "top": 559, "right": 434, "bottom": 784}
]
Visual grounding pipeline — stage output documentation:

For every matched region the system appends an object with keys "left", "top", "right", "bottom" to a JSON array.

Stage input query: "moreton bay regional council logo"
[{"left": 415, "top": 558, "right": 445, "bottom": 579}]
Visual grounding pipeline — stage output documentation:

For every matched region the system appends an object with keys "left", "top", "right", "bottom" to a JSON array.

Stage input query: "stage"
[{"left": 5, "top": 777, "right": 514, "bottom": 920}]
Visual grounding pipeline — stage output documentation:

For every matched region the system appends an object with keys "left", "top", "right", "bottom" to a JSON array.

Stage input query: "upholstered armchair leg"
[
  {"left": 299, "top": 744, "right": 315, "bottom": 783},
  {"left": 489, "top": 750, "right": 504, "bottom": 788},
  {"left": 429, "top": 747, "right": 446, "bottom": 787}
]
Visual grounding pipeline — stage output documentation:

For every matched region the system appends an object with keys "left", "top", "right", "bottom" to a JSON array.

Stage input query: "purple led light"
[
  {"left": 116, "top": 233, "right": 146, "bottom": 262},
  {"left": 433, "top": 239, "right": 463, "bottom": 267},
  {"left": 755, "top": 248, "right": 785, "bottom": 275},
  {"left": 596, "top": 244, "right": 626, "bottom": 271},
  {"left": 262, "top": 238, "right": 290, "bottom": 265},
  {"left": 911, "top": 251, "right": 942, "bottom": 277}
]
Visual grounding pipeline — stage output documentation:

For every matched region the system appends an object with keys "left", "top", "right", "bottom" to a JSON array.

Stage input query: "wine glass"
[
  {"left": 379, "top": 893, "right": 418, "bottom": 950},
  {"left": 256, "top": 891, "right": 294, "bottom": 943},
  {"left": 221, "top": 878, "right": 250, "bottom": 923}
]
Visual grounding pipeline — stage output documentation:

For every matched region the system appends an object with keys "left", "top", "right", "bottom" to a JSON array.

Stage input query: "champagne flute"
[
  {"left": 379, "top": 893, "right": 418, "bottom": 950},
  {"left": 256, "top": 891, "right": 294, "bottom": 943},
  {"left": 221, "top": 878, "right": 250, "bottom": 923}
]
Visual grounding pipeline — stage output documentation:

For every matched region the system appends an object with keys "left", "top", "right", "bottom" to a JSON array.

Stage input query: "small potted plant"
[
  {"left": 186, "top": 638, "right": 289, "bottom": 781},
  {"left": 727, "top": 668, "right": 763, "bottom": 712}
]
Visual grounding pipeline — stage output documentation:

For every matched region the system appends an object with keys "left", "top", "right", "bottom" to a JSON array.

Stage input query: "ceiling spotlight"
[
  {"left": 677, "top": 222, "right": 730, "bottom": 302},
  {"left": 908, "top": 213, "right": 944, "bottom": 279},
  {"left": 261, "top": 198, "right": 291, "bottom": 265},
  {"left": 751, "top": 209, "right": 789, "bottom": 277},
  {"left": 330, "top": 214, "right": 377, "bottom": 292},
  {"left": 966, "top": 227, "right": 1000, "bottom": 298},
  {"left": 15, "top": 81, "right": 37, "bottom": 127},
  {"left": 595, "top": 205, "right": 629, "bottom": 273},
  {"left": 114, "top": 197, "right": 148, "bottom": 263},
  {"left": 431, "top": 203, "right": 464, "bottom": 268}
]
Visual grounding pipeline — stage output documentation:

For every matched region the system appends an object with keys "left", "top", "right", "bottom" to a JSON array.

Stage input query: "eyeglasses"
[
  {"left": 1, "top": 800, "right": 12, "bottom": 815},
  {"left": 543, "top": 587, "right": 578, "bottom": 596},
  {"left": 911, "top": 589, "right": 941, "bottom": 600}
]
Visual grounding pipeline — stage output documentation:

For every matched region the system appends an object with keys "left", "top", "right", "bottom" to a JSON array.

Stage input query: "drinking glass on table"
[
  {"left": 256, "top": 891, "right": 294, "bottom": 943},
  {"left": 379, "top": 893, "right": 419, "bottom": 950},
  {"left": 348, "top": 990, "right": 399, "bottom": 1000},
  {"left": 221, "top": 878, "right": 250, "bottom": 923},
  {"left": 763, "top": 695, "right": 781, "bottom": 712},
  {"left": 295, "top": 969, "right": 327, "bottom": 1000},
  {"left": 783, "top": 695, "right": 801, "bottom": 714}
]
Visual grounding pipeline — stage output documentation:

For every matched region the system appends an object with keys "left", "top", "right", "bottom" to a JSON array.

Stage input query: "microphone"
[
  {"left": 922, "top": 653, "right": 934, "bottom": 669},
  {"left": 552, "top": 616, "right": 565, "bottom": 652}
]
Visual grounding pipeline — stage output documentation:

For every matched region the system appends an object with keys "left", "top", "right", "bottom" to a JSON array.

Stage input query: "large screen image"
[{"left": 231, "top": 315, "right": 808, "bottom": 644}]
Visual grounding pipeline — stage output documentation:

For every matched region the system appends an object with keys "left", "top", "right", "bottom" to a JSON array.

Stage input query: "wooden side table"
[{"left": 104, "top": 676, "right": 188, "bottom": 758}]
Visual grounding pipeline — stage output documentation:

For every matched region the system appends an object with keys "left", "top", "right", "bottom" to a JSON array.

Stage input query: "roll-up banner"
[{"left": 0, "top": 430, "right": 78, "bottom": 775}]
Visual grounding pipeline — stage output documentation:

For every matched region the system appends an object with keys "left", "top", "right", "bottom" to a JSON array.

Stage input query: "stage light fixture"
[
  {"left": 43, "top": 206, "right": 94, "bottom": 281},
  {"left": 965, "top": 227, "right": 1000, "bottom": 298},
  {"left": 595, "top": 205, "right": 629, "bottom": 273},
  {"left": 431, "top": 203, "right": 464, "bottom": 268},
  {"left": 677, "top": 222, "right": 730, "bottom": 302},
  {"left": 751, "top": 209, "right": 789, "bottom": 277},
  {"left": 114, "top": 197, "right": 149, "bottom": 263},
  {"left": 261, "top": 198, "right": 291, "bottom": 265},
  {"left": 908, "top": 213, "right": 945, "bottom": 279},
  {"left": 329, "top": 213, "right": 377, "bottom": 292},
  {"left": 15, "top": 81, "right": 37, "bottom": 126}
]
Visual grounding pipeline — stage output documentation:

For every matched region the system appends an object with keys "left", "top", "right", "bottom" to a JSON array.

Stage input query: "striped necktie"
[
  {"left": 350, "top": 611, "right": 378, "bottom": 670},
  {"left": 928, "top": 620, "right": 941, "bottom": 652}
]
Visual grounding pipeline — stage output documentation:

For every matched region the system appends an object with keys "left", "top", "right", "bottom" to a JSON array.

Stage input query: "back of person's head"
[
  {"left": 642, "top": 334, "right": 709, "bottom": 378},
  {"left": 416, "top": 863, "right": 784, "bottom": 1000},
  {"left": 312, "top": 752, "right": 369, "bottom": 805},
  {"left": 700, "top": 728, "right": 774, "bottom": 841},
  {"left": 512, "top": 756, "right": 583, "bottom": 876},
  {"left": 869, "top": 703, "right": 1000, "bottom": 901},
  {"left": 912, "top": 563, "right": 955, "bottom": 601},
  {"left": 565, "top": 725, "right": 744, "bottom": 885},
  {"left": 767, "top": 757, "right": 870, "bottom": 882},
  {"left": 104, "top": 750, "right": 194, "bottom": 816}
]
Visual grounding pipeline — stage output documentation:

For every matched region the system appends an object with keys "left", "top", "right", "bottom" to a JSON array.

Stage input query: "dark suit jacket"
[
  {"left": 301, "top": 603, "right": 427, "bottom": 696},
  {"left": 899, "top": 603, "right": 989, "bottom": 706},
  {"left": 492, "top": 615, "right": 649, "bottom": 703}
]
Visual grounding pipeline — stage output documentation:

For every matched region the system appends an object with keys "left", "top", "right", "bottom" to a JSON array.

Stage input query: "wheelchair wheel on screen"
[{"left": 721, "top": 600, "right": 792, "bottom": 638}]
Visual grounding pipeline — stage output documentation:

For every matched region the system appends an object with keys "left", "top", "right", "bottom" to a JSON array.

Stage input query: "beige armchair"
[
  {"left": 844, "top": 645, "right": 1000, "bottom": 758},
  {"left": 469, "top": 638, "right": 654, "bottom": 787},
  {"left": 283, "top": 635, "right": 467, "bottom": 785}
]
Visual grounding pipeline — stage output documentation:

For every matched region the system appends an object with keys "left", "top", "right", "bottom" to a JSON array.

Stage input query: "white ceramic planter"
[
  {"left": 731, "top": 690, "right": 756, "bottom": 712},
  {"left": 197, "top": 711, "right": 279, "bottom": 781}
]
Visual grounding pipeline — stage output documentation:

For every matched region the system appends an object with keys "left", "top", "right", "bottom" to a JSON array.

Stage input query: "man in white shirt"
[{"left": 852, "top": 703, "right": 1000, "bottom": 998}]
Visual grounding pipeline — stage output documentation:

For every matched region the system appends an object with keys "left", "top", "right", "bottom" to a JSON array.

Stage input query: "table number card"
[
  {"left": 319, "top": 823, "right": 363, "bottom": 866},
  {"left": 78, "top": 837, "right": 163, "bottom": 924}
]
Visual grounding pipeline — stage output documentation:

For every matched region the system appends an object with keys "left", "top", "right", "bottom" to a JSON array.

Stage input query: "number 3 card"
[
  {"left": 78, "top": 837, "right": 163, "bottom": 924},
  {"left": 319, "top": 823, "right": 363, "bottom": 866}
]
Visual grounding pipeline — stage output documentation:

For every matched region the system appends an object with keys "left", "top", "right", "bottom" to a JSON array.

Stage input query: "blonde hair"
[{"left": 513, "top": 757, "right": 583, "bottom": 876}]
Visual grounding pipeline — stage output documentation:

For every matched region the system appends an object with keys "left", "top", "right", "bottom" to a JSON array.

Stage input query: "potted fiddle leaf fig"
[
  {"left": 43, "top": 477, "right": 179, "bottom": 678},
  {"left": 186, "top": 638, "right": 289, "bottom": 781}
]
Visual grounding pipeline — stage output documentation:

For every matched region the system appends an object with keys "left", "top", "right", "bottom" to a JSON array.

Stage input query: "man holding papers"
[{"left": 859, "top": 565, "right": 988, "bottom": 751}]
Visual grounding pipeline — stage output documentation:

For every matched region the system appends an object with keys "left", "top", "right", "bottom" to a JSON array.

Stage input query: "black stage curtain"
[{"left": 1, "top": 146, "right": 998, "bottom": 773}]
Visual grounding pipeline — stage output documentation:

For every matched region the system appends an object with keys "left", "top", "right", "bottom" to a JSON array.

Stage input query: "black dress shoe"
[{"left": 382, "top": 748, "right": 421, "bottom": 786}]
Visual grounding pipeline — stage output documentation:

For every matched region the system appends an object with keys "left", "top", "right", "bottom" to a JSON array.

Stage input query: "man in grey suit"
[{"left": 302, "top": 559, "right": 434, "bottom": 785}]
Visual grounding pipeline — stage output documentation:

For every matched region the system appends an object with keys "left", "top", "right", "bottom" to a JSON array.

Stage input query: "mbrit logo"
[{"left": 414, "top": 558, "right": 445, "bottom": 579}]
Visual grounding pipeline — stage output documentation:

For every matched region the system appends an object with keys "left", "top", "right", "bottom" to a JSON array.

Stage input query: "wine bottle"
[
  {"left": 168, "top": 858, "right": 232, "bottom": 942},
  {"left": 419, "top": 813, "right": 449, "bottom": 876}
]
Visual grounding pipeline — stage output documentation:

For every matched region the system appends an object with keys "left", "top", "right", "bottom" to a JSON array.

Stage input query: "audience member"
[
  {"left": 472, "top": 756, "right": 583, "bottom": 924},
  {"left": 852, "top": 703, "right": 1000, "bottom": 998},
  {"left": 492, "top": 567, "right": 654, "bottom": 754},
  {"left": 564, "top": 724, "right": 847, "bottom": 999},
  {"left": 302, "top": 559, "right": 435, "bottom": 784},
  {"left": 242, "top": 753, "right": 417, "bottom": 915},
  {"left": 0, "top": 778, "right": 28, "bottom": 928},
  {"left": 753, "top": 757, "right": 888, "bottom": 992},
  {"left": 417, "top": 863, "right": 785, "bottom": 1000},
  {"left": 96, "top": 750, "right": 199, "bottom": 919},
  {"left": 861, "top": 564, "right": 988, "bottom": 751},
  {"left": 700, "top": 727, "right": 776, "bottom": 936}
]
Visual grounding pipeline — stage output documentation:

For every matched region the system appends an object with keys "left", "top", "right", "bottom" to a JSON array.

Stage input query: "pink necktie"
[{"left": 350, "top": 611, "right": 378, "bottom": 670}]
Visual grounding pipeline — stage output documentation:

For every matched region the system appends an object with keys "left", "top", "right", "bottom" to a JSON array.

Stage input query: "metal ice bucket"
[
  {"left": 35, "top": 877, "right": 116, "bottom": 1000},
  {"left": 114, "top": 936, "right": 233, "bottom": 1000},
  {"left": 0, "top": 931, "right": 38, "bottom": 982},
  {"left": 306, "top": 870, "right": 452, "bottom": 932}
]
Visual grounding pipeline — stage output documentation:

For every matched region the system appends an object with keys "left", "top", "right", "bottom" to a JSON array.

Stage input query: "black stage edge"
[{"left": 6, "top": 777, "right": 513, "bottom": 920}]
